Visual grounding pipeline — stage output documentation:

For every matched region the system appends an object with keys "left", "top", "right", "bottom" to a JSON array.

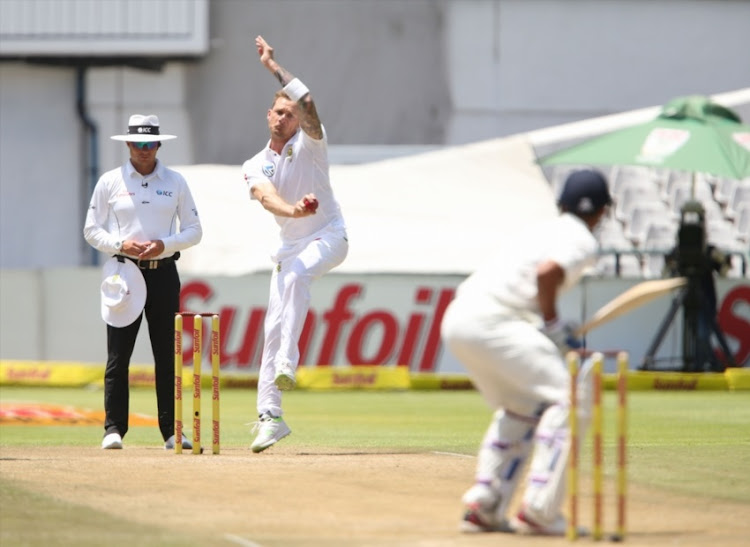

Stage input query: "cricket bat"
[{"left": 577, "top": 277, "right": 687, "bottom": 335}]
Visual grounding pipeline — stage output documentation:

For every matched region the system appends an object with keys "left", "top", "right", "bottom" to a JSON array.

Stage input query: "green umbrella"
[{"left": 539, "top": 96, "right": 750, "bottom": 180}]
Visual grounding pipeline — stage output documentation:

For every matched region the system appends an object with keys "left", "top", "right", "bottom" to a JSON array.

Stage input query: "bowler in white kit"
[{"left": 242, "top": 36, "right": 348, "bottom": 453}]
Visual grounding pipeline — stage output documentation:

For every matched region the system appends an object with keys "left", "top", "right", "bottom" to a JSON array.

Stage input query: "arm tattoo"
[
  {"left": 274, "top": 67, "right": 293, "bottom": 87},
  {"left": 274, "top": 64, "right": 323, "bottom": 139},
  {"left": 299, "top": 97, "right": 324, "bottom": 139}
]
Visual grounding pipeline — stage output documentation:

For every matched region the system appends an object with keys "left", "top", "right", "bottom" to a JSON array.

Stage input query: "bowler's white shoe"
[
  {"left": 164, "top": 434, "right": 193, "bottom": 450},
  {"left": 274, "top": 362, "right": 296, "bottom": 391},
  {"left": 101, "top": 432, "right": 123, "bottom": 449},
  {"left": 251, "top": 413, "right": 291, "bottom": 453}
]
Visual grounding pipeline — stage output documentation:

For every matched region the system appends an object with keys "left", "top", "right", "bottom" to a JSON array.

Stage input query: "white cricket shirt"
[
  {"left": 83, "top": 159, "right": 202, "bottom": 258},
  {"left": 455, "top": 213, "right": 599, "bottom": 317},
  {"left": 242, "top": 126, "right": 345, "bottom": 244}
]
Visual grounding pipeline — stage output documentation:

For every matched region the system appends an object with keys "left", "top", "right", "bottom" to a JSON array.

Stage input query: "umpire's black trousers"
[{"left": 104, "top": 262, "right": 180, "bottom": 441}]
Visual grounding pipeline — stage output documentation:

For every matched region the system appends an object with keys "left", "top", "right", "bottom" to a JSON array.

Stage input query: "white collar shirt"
[
  {"left": 83, "top": 159, "right": 202, "bottom": 259},
  {"left": 455, "top": 213, "right": 599, "bottom": 318},
  {"left": 242, "top": 126, "right": 345, "bottom": 244}
]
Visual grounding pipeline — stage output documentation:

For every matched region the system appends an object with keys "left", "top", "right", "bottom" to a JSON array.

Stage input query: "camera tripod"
[{"left": 640, "top": 275, "right": 735, "bottom": 372}]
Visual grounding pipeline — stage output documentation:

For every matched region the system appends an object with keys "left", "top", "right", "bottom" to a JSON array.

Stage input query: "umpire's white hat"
[
  {"left": 110, "top": 114, "right": 177, "bottom": 143},
  {"left": 100, "top": 257, "right": 147, "bottom": 328}
]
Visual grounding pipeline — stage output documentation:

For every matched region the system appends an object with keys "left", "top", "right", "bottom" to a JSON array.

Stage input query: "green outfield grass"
[{"left": 2, "top": 386, "right": 749, "bottom": 505}]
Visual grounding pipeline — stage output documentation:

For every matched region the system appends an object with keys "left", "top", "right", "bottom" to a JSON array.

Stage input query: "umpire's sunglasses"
[{"left": 130, "top": 141, "right": 160, "bottom": 151}]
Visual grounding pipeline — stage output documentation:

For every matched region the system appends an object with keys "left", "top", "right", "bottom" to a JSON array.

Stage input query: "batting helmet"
[{"left": 558, "top": 169, "right": 612, "bottom": 215}]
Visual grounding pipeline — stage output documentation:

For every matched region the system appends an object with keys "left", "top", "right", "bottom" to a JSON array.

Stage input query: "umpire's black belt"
[{"left": 115, "top": 252, "right": 180, "bottom": 270}]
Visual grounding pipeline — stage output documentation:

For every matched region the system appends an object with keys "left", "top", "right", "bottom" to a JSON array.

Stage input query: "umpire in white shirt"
[{"left": 84, "top": 114, "right": 202, "bottom": 450}]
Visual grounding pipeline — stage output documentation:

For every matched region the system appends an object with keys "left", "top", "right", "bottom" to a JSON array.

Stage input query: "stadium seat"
[
  {"left": 725, "top": 180, "right": 750, "bottom": 220},
  {"left": 713, "top": 177, "right": 738, "bottom": 207},
  {"left": 693, "top": 178, "right": 716, "bottom": 201},
  {"left": 598, "top": 214, "right": 633, "bottom": 251},
  {"left": 642, "top": 252, "right": 666, "bottom": 278},
  {"left": 702, "top": 199, "right": 724, "bottom": 222},
  {"left": 624, "top": 202, "right": 672, "bottom": 246},
  {"left": 611, "top": 166, "right": 657, "bottom": 201},
  {"left": 610, "top": 165, "right": 647, "bottom": 197},
  {"left": 662, "top": 171, "right": 694, "bottom": 202},
  {"left": 641, "top": 220, "right": 677, "bottom": 279},
  {"left": 615, "top": 183, "right": 662, "bottom": 224},
  {"left": 733, "top": 203, "right": 750, "bottom": 243},
  {"left": 643, "top": 220, "right": 678, "bottom": 250},
  {"left": 612, "top": 174, "right": 657, "bottom": 205},
  {"left": 707, "top": 218, "right": 741, "bottom": 251}
]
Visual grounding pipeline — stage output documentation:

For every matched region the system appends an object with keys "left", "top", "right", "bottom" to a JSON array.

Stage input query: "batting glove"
[{"left": 541, "top": 318, "right": 582, "bottom": 353}]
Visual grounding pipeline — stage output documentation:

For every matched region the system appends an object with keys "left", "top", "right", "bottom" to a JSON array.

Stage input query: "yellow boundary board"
[{"left": 1, "top": 360, "right": 749, "bottom": 391}]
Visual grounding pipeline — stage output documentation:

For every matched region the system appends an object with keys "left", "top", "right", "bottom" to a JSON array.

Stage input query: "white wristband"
[{"left": 283, "top": 78, "right": 310, "bottom": 102}]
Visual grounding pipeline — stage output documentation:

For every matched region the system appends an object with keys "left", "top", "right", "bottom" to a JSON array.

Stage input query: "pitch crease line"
[
  {"left": 432, "top": 451, "right": 475, "bottom": 459},
  {"left": 224, "top": 533, "right": 264, "bottom": 547}
]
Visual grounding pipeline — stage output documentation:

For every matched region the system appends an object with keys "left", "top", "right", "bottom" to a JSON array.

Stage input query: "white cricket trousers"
[
  {"left": 441, "top": 296, "right": 593, "bottom": 525},
  {"left": 257, "top": 225, "right": 348, "bottom": 417},
  {"left": 440, "top": 298, "right": 569, "bottom": 417}
]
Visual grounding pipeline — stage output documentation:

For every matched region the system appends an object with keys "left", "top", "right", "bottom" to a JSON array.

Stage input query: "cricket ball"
[{"left": 303, "top": 198, "right": 318, "bottom": 212}]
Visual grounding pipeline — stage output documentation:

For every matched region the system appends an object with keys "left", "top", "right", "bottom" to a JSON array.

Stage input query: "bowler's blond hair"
[{"left": 271, "top": 90, "right": 292, "bottom": 108}]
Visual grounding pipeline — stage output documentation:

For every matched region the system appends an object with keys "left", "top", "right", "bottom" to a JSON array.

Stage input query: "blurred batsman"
[
  {"left": 441, "top": 170, "right": 612, "bottom": 535},
  {"left": 242, "top": 36, "right": 348, "bottom": 453}
]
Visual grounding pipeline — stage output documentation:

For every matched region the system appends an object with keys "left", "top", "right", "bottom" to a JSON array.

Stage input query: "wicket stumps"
[
  {"left": 567, "top": 351, "right": 628, "bottom": 541},
  {"left": 174, "top": 312, "right": 221, "bottom": 455}
]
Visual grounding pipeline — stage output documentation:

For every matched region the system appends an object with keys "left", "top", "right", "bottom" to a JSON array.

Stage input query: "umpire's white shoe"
[
  {"left": 164, "top": 434, "right": 193, "bottom": 450},
  {"left": 101, "top": 432, "right": 123, "bottom": 449},
  {"left": 274, "top": 362, "right": 296, "bottom": 391},
  {"left": 251, "top": 413, "right": 291, "bottom": 453}
]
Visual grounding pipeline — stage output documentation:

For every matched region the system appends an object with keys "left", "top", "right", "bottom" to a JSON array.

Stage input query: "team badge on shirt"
[{"left": 262, "top": 162, "right": 275, "bottom": 177}]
